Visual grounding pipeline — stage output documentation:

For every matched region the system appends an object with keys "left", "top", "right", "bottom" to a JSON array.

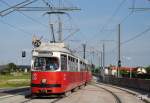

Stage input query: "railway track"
[
  {"left": 95, "top": 82, "right": 150, "bottom": 103},
  {"left": 0, "top": 92, "right": 64, "bottom": 103},
  {"left": 92, "top": 81, "right": 148, "bottom": 103},
  {"left": 24, "top": 94, "right": 67, "bottom": 103},
  {"left": 91, "top": 83, "right": 122, "bottom": 103},
  {"left": 0, "top": 83, "right": 145, "bottom": 103},
  {"left": 0, "top": 87, "right": 29, "bottom": 99},
  {"left": 0, "top": 84, "right": 113, "bottom": 103}
]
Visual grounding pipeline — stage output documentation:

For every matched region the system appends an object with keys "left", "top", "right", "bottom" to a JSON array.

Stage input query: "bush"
[
  {"left": 0, "top": 63, "right": 18, "bottom": 75},
  {"left": 145, "top": 66, "right": 150, "bottom": 74}
]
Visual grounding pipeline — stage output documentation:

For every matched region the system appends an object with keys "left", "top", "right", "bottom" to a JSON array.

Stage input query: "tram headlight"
[{"left": 41, "top": 79, "right": 47, "bottom": 84}]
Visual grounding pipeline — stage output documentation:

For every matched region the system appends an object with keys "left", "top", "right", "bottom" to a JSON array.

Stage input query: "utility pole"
[
  {"left": 100, "top": 51, "right": 103, "bottom": 70},
  {"left": 98, "top": 40, "right": 113, "bottom": 81},
  {"left": 100, "top": 43, "right": 105, "bottom": 81},
  {"left": 58, "top": 16, "right": 62, "bottom": 42},
  {"left": 92, "top": 51, "right": 95, "bottom": 64},
  {"left": 98, "top": 51, "right": 101, "bottom": 69},
  {"left": 103, "top": 43, "right": 105, "bottom": 70},
  {"left": 58, "top": 0, "right": 62, "bottom": 42},
  {"left": 50, "top": 24, "right": 55, "bottom": 43},
  {"left": 130, "top": 67, "right": 132, "bottom": 78},
  {"left": 99, "top": 40, "right": 114, "bottom": 69},
  {"left": 82, "top": 43, "right": 86, "bottom": 59},
  {"left": 117, "top": 24, "right": 121, "bottom": 77},
  {"left": 99, "top": 51, "right": 103, "bottom": 81}
]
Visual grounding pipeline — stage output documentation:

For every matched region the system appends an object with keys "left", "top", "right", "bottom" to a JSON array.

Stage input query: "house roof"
[{"left": 111, "top": 66, "right": 138, "bottom": 72}]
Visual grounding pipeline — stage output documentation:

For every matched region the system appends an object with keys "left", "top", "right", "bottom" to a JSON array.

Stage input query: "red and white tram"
[{"left": 31, "top": 42, "right": 92, "bottom": 95}]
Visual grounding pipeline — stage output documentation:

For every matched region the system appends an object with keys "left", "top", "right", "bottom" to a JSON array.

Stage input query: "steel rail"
[{"left": 91, "top": 83, "right": 122, "bottom": 103}]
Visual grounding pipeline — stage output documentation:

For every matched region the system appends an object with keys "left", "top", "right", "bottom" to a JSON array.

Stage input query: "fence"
[{"left": 101, "top": 76, "right": 150, "bottom": 92}]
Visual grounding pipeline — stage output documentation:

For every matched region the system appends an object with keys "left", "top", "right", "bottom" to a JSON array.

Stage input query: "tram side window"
[
  {"left": 72, "top": 58, "right": 75, "bottom": 71},
  {"left": 61, "top": 54, "right": 67, "bottom": 71},
  {"left": 75, "top": 59, "right": 78, "bottom": 71},
  {"left": 74, "top": 58, "right": 77, "bottom": 71},
  {"left": 80, "top": 61, "right": 86, "bottom": 71},
  {"left": 83, "top": 63, "right": 86, "bottom": 71},
  {"left": 80, "top": 61, "right": 83, "bottom": 71},
  {"left": 87, "top": 65, "right": 91, "bottom": 71},
  {"left": 68, "top": 56, "right": 71, "bottom": 71},
  {"left": 85, "top": 64, "right": 87, "bottom": 71},
  {"left": 67, "top": 56, "right": 79, "bottom": 71}
]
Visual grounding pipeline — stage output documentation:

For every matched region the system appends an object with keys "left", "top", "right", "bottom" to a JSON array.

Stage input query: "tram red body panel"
[
  {"left": 31, "top": 71, "right": 92, "bottom": 94},
  {"left": 31, "top": 42, "right": 93, "bottom": 95}
]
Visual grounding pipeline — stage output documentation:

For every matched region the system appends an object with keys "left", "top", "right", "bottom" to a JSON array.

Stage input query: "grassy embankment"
[{"left": 0, "top": 73, "right": 31, "bottom": 88}]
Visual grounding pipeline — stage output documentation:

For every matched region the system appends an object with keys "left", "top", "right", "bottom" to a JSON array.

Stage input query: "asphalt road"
[{"left": 0, "top": 83, "right": 144, "bottom": 103}]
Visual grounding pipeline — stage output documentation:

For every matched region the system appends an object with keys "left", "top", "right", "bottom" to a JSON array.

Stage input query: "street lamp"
[{"left": 123, "top": 56, "right": 132, "bottom": 78}]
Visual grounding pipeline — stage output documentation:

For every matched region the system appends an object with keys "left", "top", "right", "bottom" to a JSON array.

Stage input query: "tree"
[
  {"left": 145, "top": 66, "right": 150, "bottom": 74},
  {"left": 9, "top": 63, "right": 17, "bottom": 72},
  {"left": 0, "top": 63, "right": 18, "bottom": 75}
]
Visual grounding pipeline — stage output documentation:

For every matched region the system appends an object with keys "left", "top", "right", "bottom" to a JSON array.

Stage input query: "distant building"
[
  {"left": 104, "top": 67, "right": 112, "bottom": 75},
  {"left": 137, "top": 67, "right": 147, "bottom": 74},
  {"left": 107, "top": 66, "right": 138, "bottom": 76}
]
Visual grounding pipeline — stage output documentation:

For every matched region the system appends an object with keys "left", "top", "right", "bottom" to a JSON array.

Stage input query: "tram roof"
[
  {"left": 34, "top": 42, "right": 71, "bottom": 53},
  {"left": 33, "top": 42, "right": 88, "bottom": 63}
]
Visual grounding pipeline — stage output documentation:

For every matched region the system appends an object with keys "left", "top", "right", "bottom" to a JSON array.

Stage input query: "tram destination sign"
[{"left": 33, "top": 51, "right": 53, "bottom": 56}]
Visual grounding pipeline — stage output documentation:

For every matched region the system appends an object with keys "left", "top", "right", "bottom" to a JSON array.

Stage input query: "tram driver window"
[
  {"left": 34, "top": 57, "right": 46, "bottom": 70},
  {"left": 33, "top": 57, "right": 59, "bottom": 71}
]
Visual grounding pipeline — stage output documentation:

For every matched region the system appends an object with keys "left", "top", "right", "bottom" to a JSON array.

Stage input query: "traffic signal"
[{"left": 22, "top": 51, "right": 26, "bottom": 58}]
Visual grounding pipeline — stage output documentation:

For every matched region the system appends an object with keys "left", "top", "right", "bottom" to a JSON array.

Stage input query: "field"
[{"left": 0, "top": 73, "right": 31, "bottom": 88}]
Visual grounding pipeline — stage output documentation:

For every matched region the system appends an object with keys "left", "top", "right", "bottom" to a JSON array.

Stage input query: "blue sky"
[{"left": 0, "top": 0, "right": 150, "bottom": 67}]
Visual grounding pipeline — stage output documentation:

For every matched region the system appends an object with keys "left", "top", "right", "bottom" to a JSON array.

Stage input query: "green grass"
[{"left": 0, "top": 72, "right": 31, "bottom": 88}]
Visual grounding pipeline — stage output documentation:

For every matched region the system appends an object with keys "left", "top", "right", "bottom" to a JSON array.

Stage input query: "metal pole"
[
  {"left": 103, "top": 43, "right": 105, "bottom": 70},
  {"left": 101, "top": 44, "right": 105, "bottom": 81},
  {"left": 117, "top": 24, "right": 121, "bottom": 77},
  {"left": 58, "top": 15, "right": 62, "bottom": 42},
  {"left": 50, "top": 24, "right": 55, "bottom": 43},
  {"left": 92, "top": 51, "right": 95, "bottom": 72},
  {"left": 100, "top": 51, "right": 103, "bottom": 70},
  {"left": 92, "top": 51, "right": 95, "bottom": 64},
  {"left": 98, "top": 52, "right": 100, "bottom": 68},
  {"left": 58, "top": 0, "right": 63, "bottom": 42},
  {"left": 83, "top": 44, "right": 86, "bottom": 59},
  {"left": 130, "top": 67, "right": 132, "bottom": 78},
  {"left": 100, "top": 51, "right": 103, "bottom": 81}
]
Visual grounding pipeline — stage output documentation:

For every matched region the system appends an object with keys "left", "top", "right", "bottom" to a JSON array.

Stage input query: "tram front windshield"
[{"left": 33, "top": 57, "right": 59, "bottom": 71}]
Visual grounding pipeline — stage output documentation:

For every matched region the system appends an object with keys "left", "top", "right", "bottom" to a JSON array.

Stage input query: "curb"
[{"left": 0, "top": 86, "right": 30, "bottom": 99}]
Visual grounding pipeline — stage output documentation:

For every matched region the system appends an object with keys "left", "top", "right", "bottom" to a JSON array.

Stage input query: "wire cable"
[
  {"left": 99, "top": 0, "right": 127, "bottom": 33},
  {"left": 119, "top": 12, "right": 133, "bottom": 24},
  {"left": 122, "top": 26, "right": 150, "bottom": 44},
  {"left": 119, "top": 0, "right": 136, "bottom": 24},
  {"left": 0, "top": 19, "right": 32, "bottom": 36},
  {"left": 0, "top": 0, "right": 48, "bottom": 28},
  {"left": 99, "top": 0, "right": 136, "bottom": 55}
]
